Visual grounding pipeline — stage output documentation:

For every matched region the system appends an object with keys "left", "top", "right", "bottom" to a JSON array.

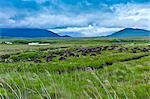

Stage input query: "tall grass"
[{"left": 0, "top": 38, "right": 150, "bottom": 98}]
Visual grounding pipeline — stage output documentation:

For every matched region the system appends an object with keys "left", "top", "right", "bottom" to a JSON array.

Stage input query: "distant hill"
[
  {"left": 57, "top": 32, "right": 83, "bottom": 37},
  {"left": 0, "top": 28, "right": 61, "bottom": 38},
  {"left": 61, "top": 35, "right": 71, "bottom": 37},
  {"left": 107, "top": 28, "right": 150, "bottom": 37}
]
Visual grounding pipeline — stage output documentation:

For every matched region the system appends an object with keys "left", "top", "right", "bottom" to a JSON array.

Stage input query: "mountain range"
[
  {"left": 107, "top": 28, "right": 150, "bottom": 37},
  {"left": 0, "top": 28, "right": 62, "bottom": 38},
  {"left": 0, "top": 28, "right": 150, "bottom": 38}
]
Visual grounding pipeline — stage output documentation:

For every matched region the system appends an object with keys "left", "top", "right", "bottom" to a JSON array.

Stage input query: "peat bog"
[{"left": 0, "top": 38, "right": 150, "bottom": 99}]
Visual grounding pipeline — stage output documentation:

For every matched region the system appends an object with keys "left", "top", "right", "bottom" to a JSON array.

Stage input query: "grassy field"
[{"left": 0, "top": 37, "right": 150, "bottom": 99}]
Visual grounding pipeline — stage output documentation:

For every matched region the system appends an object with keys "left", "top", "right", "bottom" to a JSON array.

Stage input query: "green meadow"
[{"left": 0, "top": 37, "right": 150, "bottom": 99}]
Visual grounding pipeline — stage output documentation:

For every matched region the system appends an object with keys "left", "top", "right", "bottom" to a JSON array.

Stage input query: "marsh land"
[{"left": 0, "top": 37, "right": 150, "bottom": 99}]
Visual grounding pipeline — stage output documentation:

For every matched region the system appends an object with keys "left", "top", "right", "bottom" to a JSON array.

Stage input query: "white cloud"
[
  {"left": 0, "top": 2, "right": 150, "bottom": 36},
  {"left": 0, "top": 11, "right": 16, "bottom": 27},
  {"left": 22, "top": 0, "right": 48, "bottom": 4},
  {"left": 20, "top": 3, "right": 150, "bottom": 29},
  {"left": 107, "top": 3, "right": 150, "bottom": 28},
  {"left": 50, "top": 25, "right": 123, "bottom": 37},
  {"left": 48, "top": 3, "right": 150, "bottom": 37},
  {"left": 8, "top": 12, "right": 95, "bottom": 28}
]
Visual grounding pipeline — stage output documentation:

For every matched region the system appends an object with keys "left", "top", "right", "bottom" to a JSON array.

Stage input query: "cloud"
[
  {"left": 8, "top": 13, "right": 93, "bottom": 28},
  {"left": 3, "top": 3, "right": 150, "bottom": 28},
  {"left": 22, "top": 0, "right": 49, "bottom": 4},
  {"left": 112, "top": 3, "right": 150, "bottom": 21},
  {"left": 97, "top": 3, "right": 150, "bottom": 28},
  {"left": 49, "top": 3, "right": 150, "bottom": 37},
  {"left": 0, "top": 0, "right": 150, "bottom": 36},
  {"left": 50, "top": 25, "right": 123, "bottom": 37}
]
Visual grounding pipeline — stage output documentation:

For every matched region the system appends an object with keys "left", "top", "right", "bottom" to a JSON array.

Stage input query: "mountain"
[
  {"left": 61, "top": 35, "right": 71, "bottom": 37},
  {"left": 107, "top": 28, "right": 150, "bottom": 37},
  {"left": 0, "top": 28, "right": 61, "bottom": 38},
  {"left": 57, "top": 32, "right": 83, "bottom": 37}
]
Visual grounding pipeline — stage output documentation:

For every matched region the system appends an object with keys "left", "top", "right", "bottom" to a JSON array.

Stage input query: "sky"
[{"left": 0, "top": 0, "right": 150, "bottom": 37}]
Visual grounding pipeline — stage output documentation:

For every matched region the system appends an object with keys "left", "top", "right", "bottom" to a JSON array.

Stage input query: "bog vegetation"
[{"left": 0, "top": 37, "right": 150, "bottom": 99}]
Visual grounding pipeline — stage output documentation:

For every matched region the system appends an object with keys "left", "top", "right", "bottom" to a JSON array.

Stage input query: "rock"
[
  {"left": 76, "top": 55, "right": 80, "bottom": 57},
  {"left": 82, "top": 53, "right": 87, "bottom": 56},
  {"left": 85, "top": 67, "right": 93, "bottom": 71},
  {"left": 46, "top": 56, "right": 52, "bottom": 62},
  {"left": 1, "top": 54, "right": 10, "bottom": 59},
  {"left": 105, "top": 62, "right": 113, "bottom": 65},
  {"left": 90, "top": 53, "right": 96, "bottom": 56},
  {"left": 68, "top": 52, "right": 76, "bottom": 57},
  {"left": 59, "top": 57, "right": 66, "bottom": 60},
  {"left": 34, "top": 59, "right": 41, "bottom": 63},
  {"left": 132, "top": 50, "right": 137, "bottom": 53},
  {"left": 141, "top": 48, "right": 149, "bottom": 52}
]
